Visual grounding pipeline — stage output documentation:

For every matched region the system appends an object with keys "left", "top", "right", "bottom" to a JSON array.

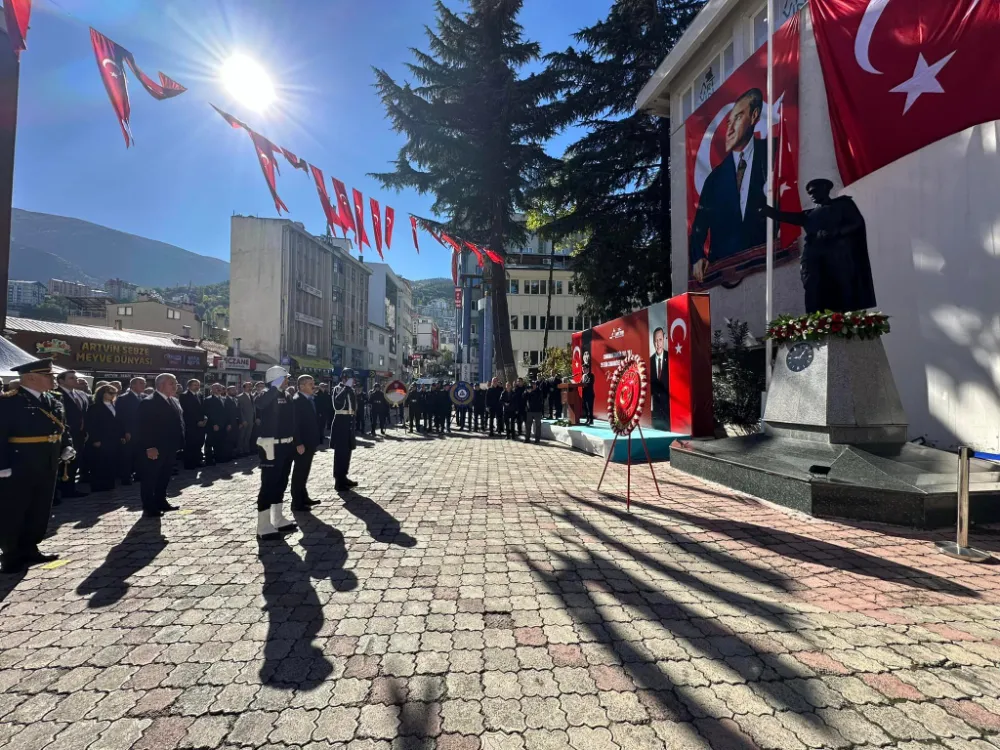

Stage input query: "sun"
[{"left": 220, "top": 54, "right": 275, "bottom": 111}]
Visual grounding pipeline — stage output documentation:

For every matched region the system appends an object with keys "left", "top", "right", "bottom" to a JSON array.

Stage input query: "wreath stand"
[{"left": 596, "top": 354, "right": 661, "bottom": 511}]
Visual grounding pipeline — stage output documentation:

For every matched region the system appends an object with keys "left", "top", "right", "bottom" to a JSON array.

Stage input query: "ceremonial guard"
[
  {"left": 473, "top": 384, "right": 486, "bottom": 431},
  {"left": 369, "top": 382, "right": 388, "bottom": 436},
  {"left": 254, "top": 366, "right": 298, "bottom": 540},
  {"left": 408, "top": 385, "right": 423, "bottom": 433},
  {"left": 55, "top": 370, "right": 88, "bottom": 499},
  {"left": 331, "top": 368, "right": 358, "bottom": 491},
  {"left": 0, "top": 359, "right": 75, "bottom": 574}
]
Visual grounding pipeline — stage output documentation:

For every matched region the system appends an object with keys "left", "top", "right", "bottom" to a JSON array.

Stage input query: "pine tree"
[
  {"left": 545, "top": 0, "right": 704, "bottom": 321},
  {"left": 372, "top": 0, "right": 561, "bottom": 382}
]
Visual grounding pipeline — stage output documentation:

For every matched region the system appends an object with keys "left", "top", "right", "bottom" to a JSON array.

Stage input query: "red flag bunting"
[
  {"left": 409, "top": 215, "right": 420, "bottom": 253},
  {"left": 811, "top": 0, "right": 1000, "bottom": 185},
  {"left": 90, "top": 27, "right": 185, "bottom": 147},
  {"left": 484, "top": 248, "right": 504, "bottom": 266},
  {"left": 5, "top": 0, "right": 31, "bottom": 59},
  {"left": 352, "top": 188, "right": 371, "bottom": 250},
  {"left": 280, "top": 147, "right": 308, "bottom": 172},
  {"left": 451, "top": 250, "right": 459, "bottom": 286},
  {"left": 331, "top": 178, "right": 357, "bottom": 238},
  {"left": 463, "top": 241, "right": 484, "bottom": 268},
  {"left": 439, "top": 232, "right": 462, "bottom": 254},
  {"left": 211, "top": 104, "right": 288, "bottom": 214},
  {"left": 309, "top": 164, "right": 344, "bottom": 237},
  {"left": 370, "top": 198, "right": 384, "bottom": 260},
  {"left": 384, "top": 207, "right": 395, "bottom": 250}
]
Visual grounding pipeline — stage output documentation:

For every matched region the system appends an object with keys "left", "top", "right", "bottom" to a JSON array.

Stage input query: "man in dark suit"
[
  {"left": 225, "top": 385, "right": 242, "bottom": 460},
  {"left": 689, "top": 87, "right": 768, "bottom": 284},
  {"left": 648, "top": 326, "right": 670, "bottom": 430},
  {"left": 202, "top": 383, "right": 227, "bottom": 465},
  {"left": 135, "top": 373, "right": 184, "bottom": 518},
  {"left": 115, "top": 377, "right": 147, "bottom": 484},
  {"left": 55, "top": 370, "right": 88, "bottom": 500},
  {"left": 178, "top": 379, "right": 207, "bottom": 469},
  {"left": 291, "top": 375, "right": 322, "bottom": 511},
  {"left": 315, "top": 382, "right": 333, "bottom": 445}
]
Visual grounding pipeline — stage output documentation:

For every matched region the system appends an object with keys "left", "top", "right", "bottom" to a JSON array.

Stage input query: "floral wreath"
[
  {"left": 764, "top": 309, "right": 890, "bottom": 345},
  {"left": 606, "top": 353, "right": 646, "bottom": 435}
]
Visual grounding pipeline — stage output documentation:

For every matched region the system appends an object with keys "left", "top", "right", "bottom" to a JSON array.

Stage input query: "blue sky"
[{"left": 14, "top": 0, "right": 614, "bottom": 282}]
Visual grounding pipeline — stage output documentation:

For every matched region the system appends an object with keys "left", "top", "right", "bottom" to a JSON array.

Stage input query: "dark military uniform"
[
  {"left": 255, "top": 386, "right": 297, "bottom": 514},
  {"left": 0, "top": 360, "right": 73, "bottom": 573},
  {"left": 331, "top": 374, "right": 358, "bottom": 490}
]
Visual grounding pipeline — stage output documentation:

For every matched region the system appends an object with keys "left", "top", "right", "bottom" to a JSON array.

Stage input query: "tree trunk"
[
  {"left": 489, "top": 210, "right": 518, "bottom": 383},
  {"left": 659, "top": 116, "right": 672, "bottom": 295},
  {"left": 542, "top": 238, "right": 555, "bottom": 355}
]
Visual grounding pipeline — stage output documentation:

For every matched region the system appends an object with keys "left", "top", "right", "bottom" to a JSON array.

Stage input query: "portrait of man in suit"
[
  {"left": 689, "top": 87, "right": 768, "bottom": 284},
  {"left": 648, "top": 326, "right": 669, "bottom": 430}
]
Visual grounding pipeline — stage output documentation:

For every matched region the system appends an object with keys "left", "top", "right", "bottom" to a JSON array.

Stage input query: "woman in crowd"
[{"left": 84, "top": 383, "right": 123, "bottom": 492}]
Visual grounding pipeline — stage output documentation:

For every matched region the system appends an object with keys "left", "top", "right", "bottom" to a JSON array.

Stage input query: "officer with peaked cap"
[
  {"left": 254, "top": 365, "right": 299, "bottom": 541},
  {"left": 331, "top": 367, "right": 358, "bottom": 492},
  {"left": 0, "top": 359, "right": 75, "bottom": 574}
]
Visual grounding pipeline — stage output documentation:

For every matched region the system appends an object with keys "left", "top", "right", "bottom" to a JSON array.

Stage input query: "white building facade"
[
  {"left": 637, "top": 0, "right": 1000, "bottom": 452},
  {"left": 7, "top": 280, "right": 46, "bottom": 308},
  {"left": 365, "top": 262, "right": 414, "bottom": 380}
]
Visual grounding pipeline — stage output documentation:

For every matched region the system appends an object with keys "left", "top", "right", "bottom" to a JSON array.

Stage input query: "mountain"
[
  {"left": 410, "top": 277, "right": 455, "bottom": 308},
  {"left": 10, "top": 209, "right": 229, "bottom": 288}
]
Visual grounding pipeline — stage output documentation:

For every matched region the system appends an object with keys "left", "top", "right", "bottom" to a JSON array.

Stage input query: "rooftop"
[{"left": 4, "top": 318, "right": 200, "bottom": 352}]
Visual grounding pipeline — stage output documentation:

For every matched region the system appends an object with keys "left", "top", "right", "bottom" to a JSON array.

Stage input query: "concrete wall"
[
  {"left": 230, "top": 217, "right": 285, "bottom": 364},
  {"left": 665, "top": 3, "right": 1000, "bottom": 451}
]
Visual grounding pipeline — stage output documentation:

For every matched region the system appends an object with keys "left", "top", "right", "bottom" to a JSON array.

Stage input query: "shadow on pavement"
[
  {"left": 257, "top": 535, "right": 334, "bottom": 690},
  {"left": 294, "top": 511, "right": 358, "bottom": 593},
  {"left": 342, "top": 492, "right": 417, "bottom": 547},
  {"left": 75, "top": 515, "right": 167, "bottom": 608}
]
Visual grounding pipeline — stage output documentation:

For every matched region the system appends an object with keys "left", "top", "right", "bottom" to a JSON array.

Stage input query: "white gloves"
[
  {"left": 60, "top": 447, "right": 76, "bottom": 462},
  {"left": 0, "top": 469, "right": 10, "bottom": 479}
]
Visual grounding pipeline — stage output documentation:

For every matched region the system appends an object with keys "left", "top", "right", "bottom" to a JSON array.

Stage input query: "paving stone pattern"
[{"left": 2, "top": 430, "right": 1000, "bottom": 749}]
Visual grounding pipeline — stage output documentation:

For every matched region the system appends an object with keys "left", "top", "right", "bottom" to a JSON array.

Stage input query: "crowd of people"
[{"left": 0, "top": 358, "right": 580, "bottom": 573}]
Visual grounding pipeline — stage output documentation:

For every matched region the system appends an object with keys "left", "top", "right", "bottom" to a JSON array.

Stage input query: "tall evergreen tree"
[
  {"left": 545, "top": 0, "right": 704, "bottom": 321},
  {"left": 372, "top": 0, "right": 560, "bottom": 382}
]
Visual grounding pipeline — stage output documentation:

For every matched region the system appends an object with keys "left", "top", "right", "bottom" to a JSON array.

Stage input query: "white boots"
[
  {"left": 257, "top": 510, "right": 280, "bottom": 540},
  {"left": 271, "top": 503, "right": 297, "bottom": 532}
]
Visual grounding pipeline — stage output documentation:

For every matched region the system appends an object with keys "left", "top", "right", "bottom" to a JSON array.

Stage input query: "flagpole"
[{"left": 764, "top": 0, "right": 775, "bottom": 392}]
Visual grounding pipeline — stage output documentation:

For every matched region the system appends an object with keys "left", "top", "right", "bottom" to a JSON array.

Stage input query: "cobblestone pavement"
[{"left": 3, "top": 428, "right": 1000, "bottom": 750}]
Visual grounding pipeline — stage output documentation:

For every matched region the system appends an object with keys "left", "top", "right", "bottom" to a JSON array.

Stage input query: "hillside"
[
  {"left": 10, "top": 209, "right": 229, "bottom": 288},
  {"left": 410, "top": 277, "right": 454, "bottom": 307}
]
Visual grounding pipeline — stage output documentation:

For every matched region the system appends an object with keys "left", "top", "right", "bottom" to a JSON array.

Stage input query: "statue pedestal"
[{"left": 763, "top": 337, "right": 908, "bottom": 444}]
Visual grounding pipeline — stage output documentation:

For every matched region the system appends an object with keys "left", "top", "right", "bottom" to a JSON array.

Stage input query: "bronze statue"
[{"left": 763, "top": 178, "right": 876, "bottom": 314}]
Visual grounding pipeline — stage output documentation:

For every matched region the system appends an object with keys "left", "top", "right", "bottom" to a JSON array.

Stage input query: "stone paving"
[{"left": 2, "top": 427, "right": 1000, "bottom": 750}]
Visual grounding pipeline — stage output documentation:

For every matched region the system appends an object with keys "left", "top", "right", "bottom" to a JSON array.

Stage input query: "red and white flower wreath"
[{"left": 606, "top": 353, "right": 646, "bottom": 435}]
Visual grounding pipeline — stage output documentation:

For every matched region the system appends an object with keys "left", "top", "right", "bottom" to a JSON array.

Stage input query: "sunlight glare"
[{"left": 220, "top": 54, "right": 275, "bottom": 111}]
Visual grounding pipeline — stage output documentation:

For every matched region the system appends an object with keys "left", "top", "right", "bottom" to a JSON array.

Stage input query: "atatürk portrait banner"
[{"left": 685, "top": 12, "right": 802, "bottom": 292}]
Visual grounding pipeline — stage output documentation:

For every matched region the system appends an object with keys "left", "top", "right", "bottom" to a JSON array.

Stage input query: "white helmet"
[{"left": 265, "top": 365, "right": 289, "bottom": 385}]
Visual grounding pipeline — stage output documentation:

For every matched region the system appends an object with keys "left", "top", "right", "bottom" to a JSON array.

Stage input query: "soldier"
[
  {"left": 55, "top": 370, "right": 88, "bottom": 499},
  {"left": 331, "top": 368, "right": 359, "bottom": 491},
  {"left": 408, "top": 384, "right": 422, "bottom": 433},
  {"left": 355, "top": 385, "right": 368, "bottom": 435},
  {"left": 254, "top": 366, "right": 298, "bottom": 541},
  {"left": 472, "top": 383, "right": 487, "bottom": 431},
  {"left": 369, "top": 381, "right": 388, "bottom": 437},
  {"left": 0, "top": 359, "right": 75, "bottom": 574}
]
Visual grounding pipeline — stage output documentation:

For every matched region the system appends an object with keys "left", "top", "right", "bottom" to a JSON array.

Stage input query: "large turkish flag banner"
[
  {"left": 667, "top": 292, "right": 713, "bottom": 437},
  {"left": 811, "top": 0, "right": 1000, "bottom": 185}
]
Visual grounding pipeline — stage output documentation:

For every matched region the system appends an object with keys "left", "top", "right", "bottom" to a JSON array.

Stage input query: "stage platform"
[{"left": 540, "top": 420, "right": 687, "bottom": 463}]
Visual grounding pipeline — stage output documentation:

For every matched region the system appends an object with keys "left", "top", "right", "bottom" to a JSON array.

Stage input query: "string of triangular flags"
[{"left": 9, "top": 0, "right": 507, "bottom": 267}]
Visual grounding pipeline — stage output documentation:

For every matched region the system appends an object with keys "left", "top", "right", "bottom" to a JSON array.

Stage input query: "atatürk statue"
[{"left": 763, "top": 178, "right": 876, "bottom": 314}]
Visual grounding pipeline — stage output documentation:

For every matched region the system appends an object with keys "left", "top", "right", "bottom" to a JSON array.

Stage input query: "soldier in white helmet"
[{"left": 253, "top": 365, "right": 299, "bottom": 541}]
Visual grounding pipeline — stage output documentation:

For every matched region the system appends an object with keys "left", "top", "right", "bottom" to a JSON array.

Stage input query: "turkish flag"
[
  {"left": 370, "top": 198, "right": 384, "bottom": 259},
  {"left": 463, "top": 241, "right": 484, "bottom": 268},
  {"left": 666, "top": 292, "right": 713, "bottom": 437},
  {"left": 280, "top": 147, "right": 308, "bottom": 173},
  {"left": 211, "top": 105, "right": 287, "bottom": 214},
  {"left": 352, "top": 189, "right": 371, "bottom": 250},
  {"left": 484, "top": 247, "right": 504, "bottom": 266},
  {"left": 309, "top": 165, "right": 344, "bottom": 236},
  {"left": 409, "top": 215, "right": 420, "bottom": 253},
  {"left": 811, "top": 0, "right": 1000, "bottom": 185},
  {"left": 5, "top": 0, "right": 31, "bottom": 59},
  {"left": 451, "top": 249, "right": 459, "bottom": 286},
  {"left": 384, "top": 207, "right": 395, "bottom": 249},
  {"left": 126, "top": 60, "right": 185, "bottom": 100},
  {"left": 331, "top": 178, "right": 356, "bottom": 237},
  {"left": 90, "top": 29, "right": 134, "bottom": 146}
]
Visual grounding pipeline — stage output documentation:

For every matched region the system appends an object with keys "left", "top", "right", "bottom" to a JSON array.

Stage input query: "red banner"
[
  {"left": 309, "top": 164, "right": 343, "bottom": 236},
  {"left": 384, "top": 206, "right": 395, "bottom": 249},
  {"left": 667, "top": 292, "right": 713, "bottom": 437},
  {"left": 685, "top": 13, "right": 801, "bottom": 292},
  {"left": 590, "top": 309, "right": 651, "bottom": 429},
  {"left": 5, "top": 0, "right": 30, "bottom": 59},
  {"left": 331, "top": 179, "right": 356, "bottom": 238},
  {"left": 212, "top": 105, "right": 287, "bottom": 214},
  {"left": 280, "top": 147, "right": 308, "bottom": 172},
  {"left": 463, "top": 241, "right": 484, "bottom": 268},
  {"left": 370, "top": 197, "right": 384, "bottom": 259},
  {"left": 352, "top": 189, "right": 370, "bottom": 250},
  {"left": 812, "top": 0, "right": 1000, "bottom": 186},
  {"left": 454, "top": 287, "right": 462, "bottom": 309},
  {"left": 409, "top": 215, "right": 420, "bottom": 253},
  {"left": 571, "top": 331, "right": 584, "bottom": 382}
]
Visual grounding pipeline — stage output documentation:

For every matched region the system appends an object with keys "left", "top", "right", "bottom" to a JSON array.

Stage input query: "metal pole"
[
  {"left": 764, "top": 0, "right": 775, "bottom": 390},
  {"left": 627, "top": 433, "right": 632, "bottom": 512},
  {"left": 596, "top": 433, "right": 619, "bottom": 492},
  {"left": 936, "top": 446, "right": 991, "bottom": 562},
  {"left": 0, "top": 23, "right": 20, "bottom": 332},
  {"left": 636, "top": 423, "right": 662, "bottom": 496}
]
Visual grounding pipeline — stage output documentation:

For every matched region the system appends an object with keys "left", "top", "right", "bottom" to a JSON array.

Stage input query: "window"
[
  {"left": 379, "top": 335, "right": 385, "bottom": 345},
  {"left": 539, "top": 316, "right": 546, "bottom": 330},
  {"left": 556, "top": 316, "right": 563, "bottom": 331},
  {"left": 723, "top": 42, "right": 735, "bottom": 78},
  {"left": 568, "top": 282, "right": 575, "bottom": 295},
  {"left": 539, "top": 280, "right": 546, "bottom": 295},
  {"left": 511, "top": 316, "right": 518, "bottom": 330},
  {"left": 369, "top": 329, "right": 373, "bottom": 340},
  {"left": 523, "top": 315, "right": 529, "bottom": 330},
  {"left": 681, "top": 87, "right": 694, "bottom": 120},
  {"left": 530, "top": 351, "right": 539, "bottom": 366},
  {"left": 556, "top": 281, "right": 563, "bottom": 295},
  {"left": 530, "top": 315, "right": 537, "bottom": 330},
  {"left": 522, "top": 351, "right": 530, "bottom": 365},
  {"left": 369, "top": 352, "right": 373, "bottom": 364},
  {"left": 548, "top": 316, "right": 556, "bottom": 330},
  {"left": 754, "top": 7, "right": 768, "bottom": 51},
  {"left": 509, "top": 279, "right": 519, "bottom": 294},
  {"left": 117, "top": 306, "right": 133, "bottom": 316},
  {"left": 530, "top": 280, "right": 539, "bottom": 295},
  {"left": 379, "top": 355, "right": 385, "bottom": 367},
  {"left": 167, "top": 309, "right": 181, "bottom": 320}
]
